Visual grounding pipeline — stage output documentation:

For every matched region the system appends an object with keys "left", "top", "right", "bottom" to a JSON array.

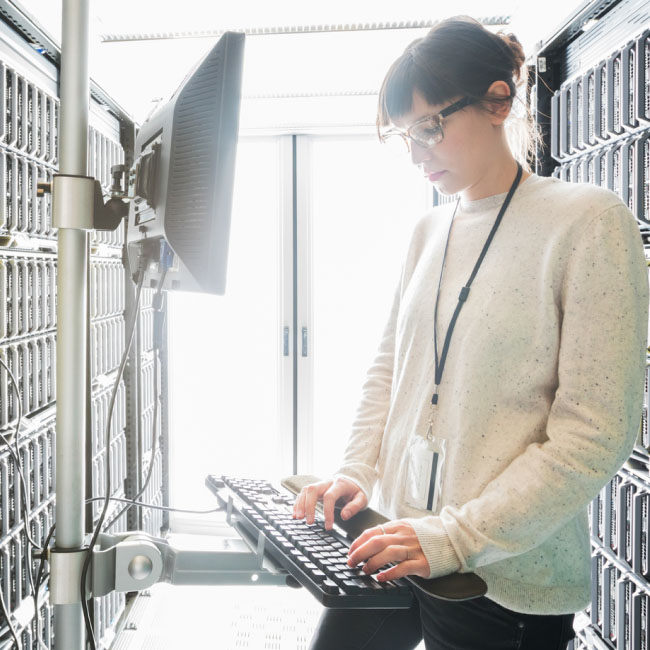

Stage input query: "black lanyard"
[{"left": 431, "top": 162, "right": 523, "bottom": 406}]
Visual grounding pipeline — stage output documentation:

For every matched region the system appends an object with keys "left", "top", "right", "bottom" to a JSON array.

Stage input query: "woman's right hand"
[{"left": 292, "top": 477, "right": 368, "bottom": 531}]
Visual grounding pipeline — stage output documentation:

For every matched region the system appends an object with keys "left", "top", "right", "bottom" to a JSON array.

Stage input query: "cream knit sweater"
[{"left": 334, "top": 173, "right": 649, "bottom": 615}]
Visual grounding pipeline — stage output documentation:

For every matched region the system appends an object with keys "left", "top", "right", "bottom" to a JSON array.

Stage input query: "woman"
[{"left": 293, "top": 15, "right": 649, "bottom": 650}]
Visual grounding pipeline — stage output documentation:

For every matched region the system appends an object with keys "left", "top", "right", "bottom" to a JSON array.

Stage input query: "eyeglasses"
[{"left": 380, "top": 97, "right": 477, "bottom": 151}]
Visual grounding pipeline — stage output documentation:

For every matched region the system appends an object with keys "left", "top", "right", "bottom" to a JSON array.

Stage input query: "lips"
[{"left": 427, "top": 170, "right": 446, "bottom": 181}]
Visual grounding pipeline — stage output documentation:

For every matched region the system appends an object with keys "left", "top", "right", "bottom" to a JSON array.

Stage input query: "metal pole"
[{"left": 54, "top": 0, "right": 90, "bottom": 648}]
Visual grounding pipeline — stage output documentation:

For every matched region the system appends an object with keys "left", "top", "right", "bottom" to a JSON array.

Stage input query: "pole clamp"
[
  {"left": 52, "top": 174, "right": 95, "bottom": 230},
  {"left": 52, "top": 172, "right": 130, "bottom": 231},
  {"left": 50, "top": 545, "right": 90, "bottom": 605}
]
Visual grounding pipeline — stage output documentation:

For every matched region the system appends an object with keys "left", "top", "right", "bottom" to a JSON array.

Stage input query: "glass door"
[
  {"left": 167, "top": 136, "right": 294, "bottom": 530},
  {"left": 296, "top": 134, "right": 431, "bottom": 483}
]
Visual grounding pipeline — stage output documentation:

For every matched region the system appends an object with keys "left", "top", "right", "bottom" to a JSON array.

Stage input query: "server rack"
[
  {"left": 0, "top": 3, "right": 169, "bottom": 648},
  {"left": 535, "top": 1, "right": 650, "bottom": 648}
]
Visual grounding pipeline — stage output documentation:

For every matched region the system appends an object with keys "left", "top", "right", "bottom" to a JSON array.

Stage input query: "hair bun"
[{"left": 497, "top": 32, "right": 526, "bottom": 83}]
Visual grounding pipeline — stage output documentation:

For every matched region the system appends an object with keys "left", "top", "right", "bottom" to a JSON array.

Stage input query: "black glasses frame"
[{"left": 380, "top": 96, "right": 477, "bottom": 150}]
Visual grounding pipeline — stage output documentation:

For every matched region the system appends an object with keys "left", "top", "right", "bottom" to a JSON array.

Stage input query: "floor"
[{"left": 110, "top": 583, "right": 324, "bottom": 650}]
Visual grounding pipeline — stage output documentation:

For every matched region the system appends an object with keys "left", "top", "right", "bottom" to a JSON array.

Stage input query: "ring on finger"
[{"left": 379, "top": 524, "right": 387, "bottom": 535}]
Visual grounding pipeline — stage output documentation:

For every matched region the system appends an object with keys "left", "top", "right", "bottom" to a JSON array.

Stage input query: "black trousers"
[{"left": 308, "top": 589, "right": 576, "bottom": 650}]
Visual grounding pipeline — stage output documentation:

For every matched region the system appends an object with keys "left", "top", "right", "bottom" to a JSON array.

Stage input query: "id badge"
[{"left": 405, "top": 433, "right": 447, "bottom": 514}]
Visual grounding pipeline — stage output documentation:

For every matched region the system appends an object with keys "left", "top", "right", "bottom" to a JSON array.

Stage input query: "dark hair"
[{"left": 377, "top": 16, "right": 539, "bottom": 167}]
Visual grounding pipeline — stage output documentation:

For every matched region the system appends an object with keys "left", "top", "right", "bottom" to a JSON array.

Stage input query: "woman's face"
[{"left": 391, "top": 90, "right": 498, "bottom": 197}]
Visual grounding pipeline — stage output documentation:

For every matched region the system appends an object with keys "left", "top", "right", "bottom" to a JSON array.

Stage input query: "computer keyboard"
[{"left": 206, "top": 475, "right": 414, "bottom": 608}]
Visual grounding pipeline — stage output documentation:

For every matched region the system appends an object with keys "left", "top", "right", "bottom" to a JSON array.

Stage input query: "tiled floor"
[{"left": 111, "top": 583, "right": 324, "bottom": 649}]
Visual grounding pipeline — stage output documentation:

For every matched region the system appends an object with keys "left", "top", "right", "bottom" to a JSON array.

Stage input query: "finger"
[
  {"left": 376, "top": 560, "right": 414, "bottom": 583},
  {"left": 322, "top": 485, "right": 348, "bottom": 530},
  {"left": 348, "top": 524, "right": 388, "bottom": 556},
  {"left": 292, "top": 489, "right": 306, "bottom": 519},
  {"left": 303, "top": 483, "right": 325, "bottom": 524},
  {"left": 358, "top": 544, "right": 408, "bottom": 576},
  {"left": 339, "top": 490, "right": 367, "bottom": 521},
  {"left": 348, "top": 533, "right": 395, "bottom": 567}
]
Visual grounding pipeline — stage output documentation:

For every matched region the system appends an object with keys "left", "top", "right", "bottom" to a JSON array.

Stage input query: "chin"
[{"left": 432, "top": 177, "right": 456, "bottom": 197}]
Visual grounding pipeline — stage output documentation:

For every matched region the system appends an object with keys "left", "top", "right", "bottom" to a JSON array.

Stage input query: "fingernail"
[{"left": 341, "top": 510, "right": 349, "bottom": 519}]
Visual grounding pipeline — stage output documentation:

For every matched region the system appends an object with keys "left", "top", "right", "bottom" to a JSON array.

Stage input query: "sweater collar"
[{"left": 458, "top": 172, "right": 539, "bottom": 214}]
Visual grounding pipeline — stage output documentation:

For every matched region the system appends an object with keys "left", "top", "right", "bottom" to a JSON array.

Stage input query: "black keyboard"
[{"left": 206, "top": 475, "right": 414, "bottom": 609}]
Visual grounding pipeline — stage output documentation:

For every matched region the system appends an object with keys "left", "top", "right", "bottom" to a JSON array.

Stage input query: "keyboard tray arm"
[
  {"left": 94, "top": 526, "right": 298, "bottom": 598},
  {"left": 51, "top": 523, "right": 297, "bottom": 605}
]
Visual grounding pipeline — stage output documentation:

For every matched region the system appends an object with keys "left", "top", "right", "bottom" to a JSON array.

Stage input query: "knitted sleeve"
[{"left": 404, "top": 202, "right": 649, "bottom": 579}]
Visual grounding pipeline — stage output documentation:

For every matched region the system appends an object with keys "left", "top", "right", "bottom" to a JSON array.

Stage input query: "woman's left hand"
[{"left": 346, "top": 520, "right": 430, "bottom": 581}]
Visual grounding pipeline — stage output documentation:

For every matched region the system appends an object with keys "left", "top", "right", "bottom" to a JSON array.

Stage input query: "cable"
[
  {"left": 33, "top": 523, "right": 55, "bottom": 650},
  {"left": 80, "top": 259, "right": 146, "bottom": 650},
  {"left": 0, "top": 428, "right": 43, "bottom": 554},
  {"left": 0, "top": 358, "right": 43, "bottom": 554},
  {"left": 0, "top": 357, "right": 53, "bottom": 650},
  {"left": 104, "top": 343, "right": 161, "bottom": 530},
  {"left": 86, "top": 496, "right": 225, "bottom": 516},
  {"left": 104, "top": 261, "right": 168, "bottom": 531},
  {"left": 0, "top": 584, "right": 20, "bottom": 650},
  {"left": 0, "top": 355, "right": 40, "bottom": 649}
]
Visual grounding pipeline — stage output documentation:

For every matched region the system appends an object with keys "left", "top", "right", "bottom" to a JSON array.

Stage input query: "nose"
[{"left": 409, "top": 140, "right": 433, "bottom": 166}]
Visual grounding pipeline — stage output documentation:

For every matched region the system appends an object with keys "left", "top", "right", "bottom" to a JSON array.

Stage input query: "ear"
[{"left": 484, "top": 80, "right": 512, "bottom": 125}]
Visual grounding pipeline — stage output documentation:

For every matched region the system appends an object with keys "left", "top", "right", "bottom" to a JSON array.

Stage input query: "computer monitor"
[{"left": 125, "top": 31, "right": 245, "bottom": 295}]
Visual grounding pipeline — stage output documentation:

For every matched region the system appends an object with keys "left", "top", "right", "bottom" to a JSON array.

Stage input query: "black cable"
[
  {"left": 0, "top": 355, "right": 40, "bottom": 650},
  {"left": 33, "top": 523, "right": 55, "bottom": 650},
  {"left": 104, "top": 262, "right": 168, "bottom": 531},
  {"left": 0, "top": 428, "right": 42, "bottom": 554},
  {"left": 0, "top": 356, "right": 52, "bottom": 650},
  {"left": 104, "top": 342, "right": 161, "bottom": 530},
  {"left": 80, "top": 260, "right": 146, "bottom": 650},
  {"left": 0, "top": 358, "right": 43, "bottom": 555},
  {"left": 0, "top": 583, "right": 20, "bottom": 649},
  {"left": 86, "top": 496, "right": 225, "bottom": 516}
]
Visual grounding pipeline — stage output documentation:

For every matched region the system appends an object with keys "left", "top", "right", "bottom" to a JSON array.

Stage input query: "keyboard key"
[
  {"left": 351, "top": 578, "right": 376, "bottom": 594},
  {"left": 321, "top": 579, "right": 339, "bottom": 595},
  {"left": 311, "top": 570, "right": 327, "bottom": 583},
  {"left": 342, "top": 580, "right": 362, "bottom": 594},
  {"left": 393, "top": 578, "right": 413, "bottom": 594}
]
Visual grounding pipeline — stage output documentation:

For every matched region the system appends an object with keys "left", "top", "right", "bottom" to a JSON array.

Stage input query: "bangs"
[
  {"left": 377, "top": 48, "right": 460, "bottom": 128},
  {"left": 377, "top": 55, "right": 419, "bottom": 127}
]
